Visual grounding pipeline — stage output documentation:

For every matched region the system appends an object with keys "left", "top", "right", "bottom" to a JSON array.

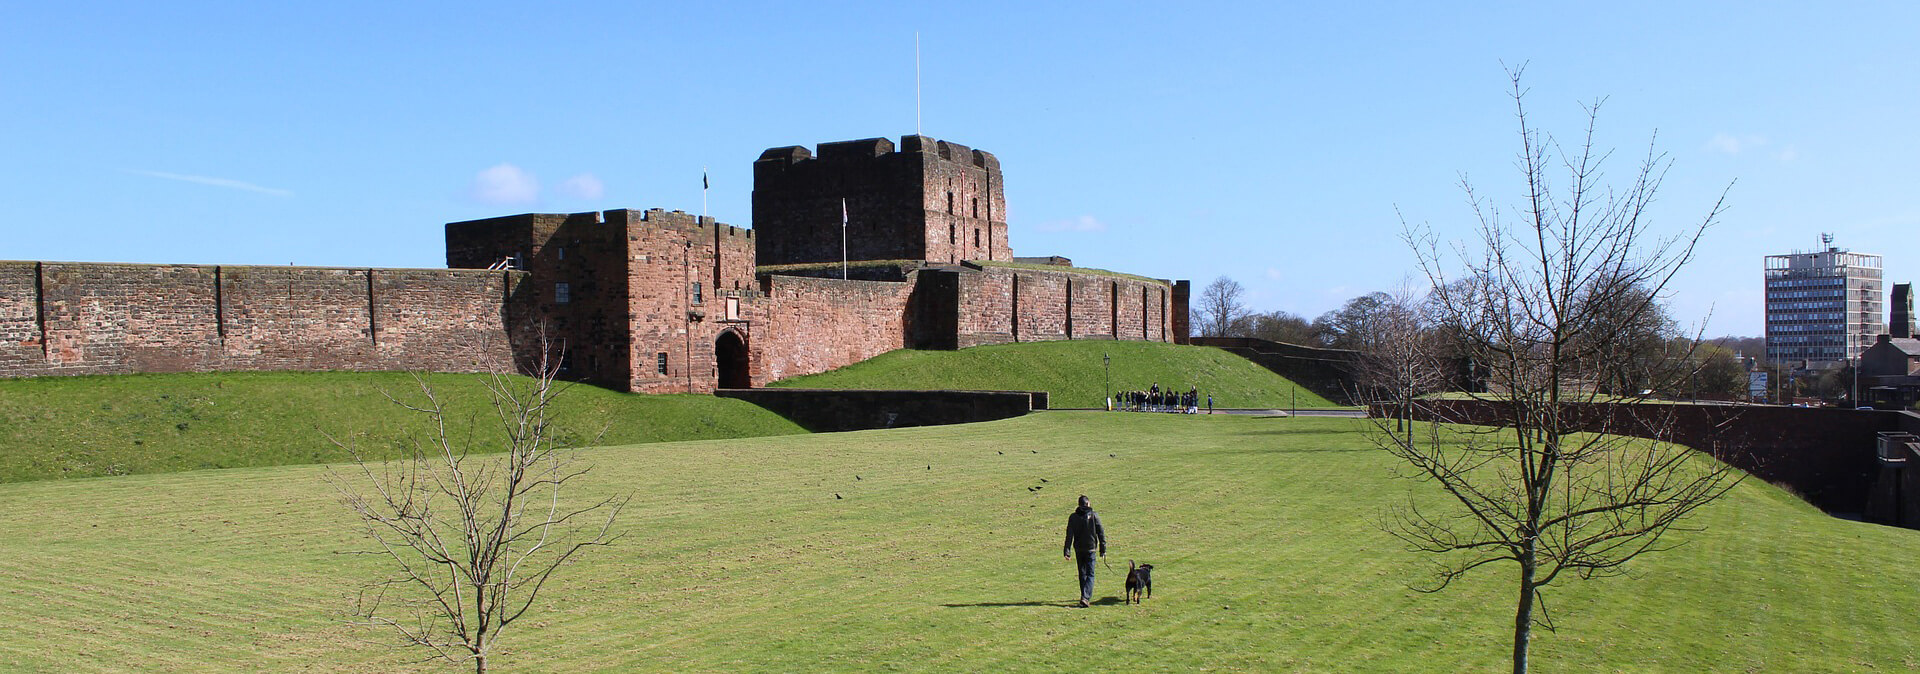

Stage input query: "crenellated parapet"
[{"left": 753, "top": 135, "right": 1009, "bottom": 268}]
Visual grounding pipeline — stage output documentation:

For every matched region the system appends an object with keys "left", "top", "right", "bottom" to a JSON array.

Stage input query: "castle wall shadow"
[{"left": 1382, "top": 398, "right": 1920, "bottom": 528}]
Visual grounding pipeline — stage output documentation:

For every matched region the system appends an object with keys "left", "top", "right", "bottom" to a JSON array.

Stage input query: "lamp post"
[
  {"left": 1104, "top": 352, "right": 1111, "bottom": 411},
  {"left": 1852, "top": 356, "right": 1861, "bottom": 408}
]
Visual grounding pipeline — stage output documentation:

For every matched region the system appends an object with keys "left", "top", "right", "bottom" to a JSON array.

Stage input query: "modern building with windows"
[{"left": 1764, "top": 241, "right": 1884, "bottom": 366}]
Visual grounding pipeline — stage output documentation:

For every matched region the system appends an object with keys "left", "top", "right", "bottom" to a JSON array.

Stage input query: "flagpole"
[
  {"left": 841, "top": 197, "right": 849, "bottom": 280},
  {"left": 915, "top": 32, "right": 922, "bottom": 136}
]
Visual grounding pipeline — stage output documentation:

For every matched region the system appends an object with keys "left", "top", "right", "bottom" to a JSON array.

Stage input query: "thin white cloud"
[
  {"left": 1707, "top": 133, "right": 1768, "bottom": 155},
  {"left": 1774, "top": 146, "right": 1798, "bottom": 162},
  {"left": 1035, "top": 215, "right": 1107, "bottom": 233},
  {"left": 125, "top": 169, "right": 293, "bottom": 197},
  {"left": 1265, "top": 267, "right": 1285, "bottom": 281},
  {"left": 558, "top": 173, "right": 605, "bottom": 200},
  {"left": 471, "top": 163, "right": 540, "bottom": 205}
]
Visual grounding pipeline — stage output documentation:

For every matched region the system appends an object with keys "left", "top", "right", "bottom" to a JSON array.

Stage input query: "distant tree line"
[{"left": 1195, "top": 274, "right": 1750, "bottom": 401}]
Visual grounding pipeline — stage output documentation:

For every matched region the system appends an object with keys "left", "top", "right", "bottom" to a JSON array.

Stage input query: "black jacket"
[{"left": 1063, "top": 505, "right": 1106, "bottom": 557}]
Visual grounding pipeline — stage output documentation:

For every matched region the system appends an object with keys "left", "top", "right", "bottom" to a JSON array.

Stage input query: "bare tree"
[
  {"left": 1355, "top": 284, "right": 1448, "bottom": 443},
  {"left": 1239, "top": 309, "right": 1319, "bottom": 345},
  {"left": 1573, "top": 276, "right": 1686, "bottom": 396},
  {"left": 1314, "top": 291, "right": 1398, "bottom": 351},
  {"left": 327, "top": 354, "right": 628, "bottom": 674},
  {"left": 1197, "top": 276, "right": 1248, "bottom": 337},
  {"left": 1386, "top": 66, "right": 1740, "bottom": 674}
]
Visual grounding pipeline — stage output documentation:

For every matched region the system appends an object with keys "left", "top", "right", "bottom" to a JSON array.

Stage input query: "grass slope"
[
  {"left": 0, "top": 371, "right": 805, "bottom": 483},
  {"left": 0, "top": 413, "right": 1911, "bottom": 671},
  {"left": 770, "top": 340, "right": 1338, "bottom": 409}
]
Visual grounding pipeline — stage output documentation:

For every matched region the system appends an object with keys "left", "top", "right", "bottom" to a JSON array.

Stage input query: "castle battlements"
[
  {"left": 3, "top": 133, "right": 1186, "bottom": 394},
  {"left": 755, "top": 135, "right": 999, "bottom": 172}
]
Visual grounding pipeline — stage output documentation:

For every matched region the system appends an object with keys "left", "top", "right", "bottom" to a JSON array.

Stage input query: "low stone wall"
[
  {"left": 1379, "top": 399, "right": 1905, "bottom": 517},
  {"left": 1191, "top": 336, "right": 1361, "bottom": 404},
  {"left": 715, "top": 388, "right": 1038, "bottom": 433}
]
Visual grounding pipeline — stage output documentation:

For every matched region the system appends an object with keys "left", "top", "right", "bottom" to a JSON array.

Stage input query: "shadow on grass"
[
  {"left": 941, "top": 596, "right": 1130, "bottom": 609},
  {"left": 1222, "top": 429, "right": 1386, "bottom": 446}
]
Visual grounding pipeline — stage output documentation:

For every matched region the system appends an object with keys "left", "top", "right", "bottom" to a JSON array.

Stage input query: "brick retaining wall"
[
  {"left": 715, "top": 388, "right": 1038, "bottom": 432},
  {"left": 1382, "top": 399, "right": 1906, "bottom": 517}
]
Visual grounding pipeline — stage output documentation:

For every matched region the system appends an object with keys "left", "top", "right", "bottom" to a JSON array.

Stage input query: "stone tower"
[
  {"left": 1894, "top": 282, "right": 1914, "bottom": 339},
  {"left": 751, "top": 135, "right": 1010, "bottom": 267}
]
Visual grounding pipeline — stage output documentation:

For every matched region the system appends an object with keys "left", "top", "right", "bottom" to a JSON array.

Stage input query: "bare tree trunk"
[{"left": 1512, "top": 549, "right": 1536, "bottom": 674}]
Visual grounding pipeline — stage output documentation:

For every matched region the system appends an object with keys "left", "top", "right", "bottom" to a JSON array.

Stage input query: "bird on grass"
[{"left": 834, "top": 493, "right": 843, "bottom": 499}]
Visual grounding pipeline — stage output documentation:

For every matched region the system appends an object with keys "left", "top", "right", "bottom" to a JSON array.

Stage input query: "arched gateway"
[{"left": 715, "top": 330, "right": 750, "bottom": 389}]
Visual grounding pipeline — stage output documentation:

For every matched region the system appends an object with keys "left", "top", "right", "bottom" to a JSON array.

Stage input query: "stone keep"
[{"left": 752, "top": 136, "right": 1010, "bottom": 267}]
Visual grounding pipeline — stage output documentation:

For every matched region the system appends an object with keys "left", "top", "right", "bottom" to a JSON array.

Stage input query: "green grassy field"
[
  {"left": 0, "top": 371, "right": 805, "bottom": 483},
  {"left": 770, "top": 340, "right": 1338, "bottom": 409},
  {"left": 0, "top": 412, "right": 1911, "bottom": 671}
]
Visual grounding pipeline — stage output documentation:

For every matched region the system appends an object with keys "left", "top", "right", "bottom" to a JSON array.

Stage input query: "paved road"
[
  {"left": 1212, "top": 408, "right": 1367, "bottom": 418},
  {"left": 1051, "top": 408, "right": 1368, "bottom": 418}
]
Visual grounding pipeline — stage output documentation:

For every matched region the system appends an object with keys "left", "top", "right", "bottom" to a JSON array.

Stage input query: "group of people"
[{"left": 1113, "top": 382, "right": 1209, "bottom": 414}]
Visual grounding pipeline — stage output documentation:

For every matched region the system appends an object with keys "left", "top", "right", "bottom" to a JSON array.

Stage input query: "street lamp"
[{"left": 1104, "top": 352, "right": 1111, "bottom": 411}]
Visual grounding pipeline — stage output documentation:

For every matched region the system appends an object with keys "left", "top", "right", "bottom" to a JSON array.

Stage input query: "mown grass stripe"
[{"left": 1, "top": 413, "right": 1916, "bottom": 670}]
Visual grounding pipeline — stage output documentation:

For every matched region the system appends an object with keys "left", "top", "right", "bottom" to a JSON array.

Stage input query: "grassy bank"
[
  {"left": 0, "top": 413, "right": 1909, "bottom": 671},
  {"left": 769, "top": 340, "right": 1337, "bottom": 409},
  {"left": 0, "top": 371, "right": 805, "bottom": 483}
]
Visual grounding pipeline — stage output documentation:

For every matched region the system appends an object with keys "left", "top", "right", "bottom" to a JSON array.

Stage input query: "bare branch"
[
  {"left": 1380, "top": 68, "right": 1739, "bottom": 674},
  {"left": 328, "top": 333, "right": 628, "bottom": 672}
]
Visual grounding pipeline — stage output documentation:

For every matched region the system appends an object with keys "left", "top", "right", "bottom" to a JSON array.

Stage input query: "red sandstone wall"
[
  {"left": 919, "top": 138, "right": 1009, "bottom": 264},
  {"left": 956, "top": 268, "right": 1015, "bottom": 347},
  {"left": 753, "top": 275, "right": 913, "bottom": 385},
  {"left": 371, "top": 269, "right": 517, "bottom": 372},
  {"left": 0, "top": 263, "right": 42, "bottom": 372},
  {"left": 1116, "top": 283, "right": 1146, "bottom": 341},
  {"left": 220, "top": 266, "right": 373, "bottom": 369},
  {"left": 953, "top": 266, "right": 1171, "bottom": 348},
  {"left": 0, "top": 261, "right": 519, "bottom": 378},
  {"left": 42, "top": 263, "right": 223, "bottom": 375},
  {"left": 1068, "top": 275, "right": 1112, "bottom": 339},
  {"left": 620, "top": 209, "right": 760, "bottom": 394},
  {"left": 1014, "top": 271, "right": 1069, "bottom": 342}
]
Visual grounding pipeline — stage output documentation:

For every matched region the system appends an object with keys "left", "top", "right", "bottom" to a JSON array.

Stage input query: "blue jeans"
[{"left": 1075, "top": 552, "right": 1096, "bottom": 603}]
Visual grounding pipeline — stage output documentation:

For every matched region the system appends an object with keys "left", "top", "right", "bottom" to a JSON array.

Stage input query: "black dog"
[{"left": 1124, "top": 560, "right": 1153, "bottom": 604}]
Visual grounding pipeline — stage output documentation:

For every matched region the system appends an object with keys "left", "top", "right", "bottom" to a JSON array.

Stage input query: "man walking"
[{"left": 1062, "top": 494, "right": 1106, "bottom": 608}]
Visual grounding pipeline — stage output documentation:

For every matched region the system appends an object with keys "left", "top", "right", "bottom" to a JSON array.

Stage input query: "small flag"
[
  {"left": 702, "top": 170, "right": 709, "bottom": 190},
  {"left": 842, "top": 198, "right": 848, "bottom": 225}
]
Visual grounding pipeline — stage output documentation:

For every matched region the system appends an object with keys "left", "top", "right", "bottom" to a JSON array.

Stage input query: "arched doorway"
[{"left": 715, "top": 330, "right": 750, "bottom": 389}]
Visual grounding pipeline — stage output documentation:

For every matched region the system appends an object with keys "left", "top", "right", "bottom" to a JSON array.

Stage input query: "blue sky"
[{"left": 5, "top": 2, "right": 1916, "bottom": 339}]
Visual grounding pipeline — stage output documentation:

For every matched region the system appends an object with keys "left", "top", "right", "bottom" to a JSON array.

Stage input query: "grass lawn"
[
  {"left": 770, "top": 340, "right": 1339, "bottom": 410},
  {"left": 0, "top": 371, "right": 805, "bottom": 483},
  {"left": 0, "top": 412, "right": 1911, "bottom": 671}
]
